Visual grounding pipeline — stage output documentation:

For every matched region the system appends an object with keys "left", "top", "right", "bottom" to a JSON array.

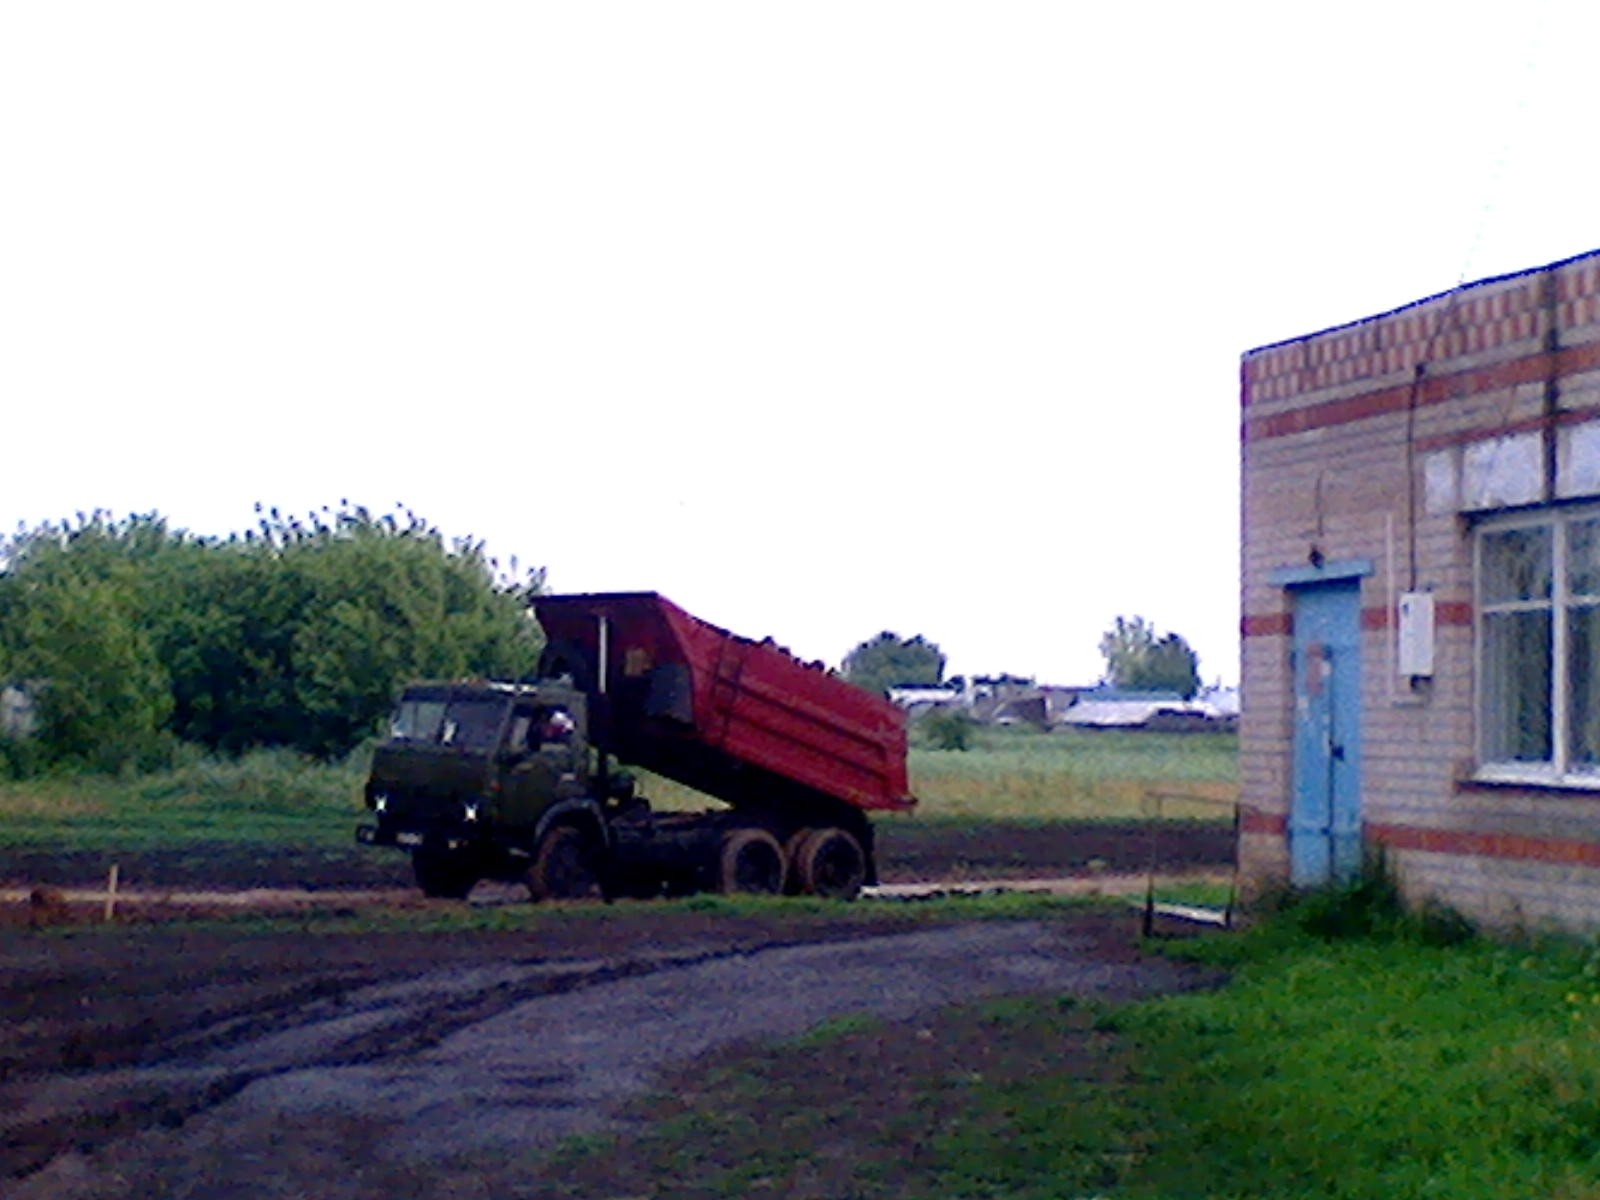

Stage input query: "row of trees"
[
  {"left": 0, "top": 504, "right": 544, "bottom": 773},
  {"left": 841, "top": 617, "right": 1201, "bottom": 699},
  {"left": 0, "top": 501, "right": 1202, "bottom": 774}
]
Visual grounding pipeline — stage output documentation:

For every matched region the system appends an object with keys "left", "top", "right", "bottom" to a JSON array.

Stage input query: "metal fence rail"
[{"left": 1140, "top": 788, "right": 1241, "bottom": 936}]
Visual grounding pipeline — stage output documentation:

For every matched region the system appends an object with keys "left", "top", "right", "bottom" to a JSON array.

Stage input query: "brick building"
[{"left": 1241, "top": 249, "right": 1600, "bottom": 931}]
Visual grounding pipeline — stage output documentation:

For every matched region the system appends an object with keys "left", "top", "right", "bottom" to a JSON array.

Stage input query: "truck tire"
[
  {"left": 412, "top": 848, "right": 479, "bottom": 900},
  {"left": 781, "top": 828, "right": 814, "bottom": 894},
  {"left": 717, "top": 828, "right": 786, "bottom": 895},
  {"left": 791, "top": 827, "right": 866, "bottom": 901},
  {"left": 526, "top": 825, "right": 604, "bottom": 902}
]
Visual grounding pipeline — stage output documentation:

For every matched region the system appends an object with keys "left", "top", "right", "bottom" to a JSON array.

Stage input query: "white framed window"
[{"left": 1476, "top": 503, "right": 1600, "bottom": 785}]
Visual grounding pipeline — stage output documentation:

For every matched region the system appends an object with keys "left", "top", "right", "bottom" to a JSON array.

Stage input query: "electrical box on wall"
[{"left": 1397, "top": 592, "right": 1435, "bottom": 676}]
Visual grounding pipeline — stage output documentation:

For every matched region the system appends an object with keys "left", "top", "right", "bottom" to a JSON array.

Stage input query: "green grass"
[
  {"left": 908, "top": 726, "right": 1237, "bottom": 821},
  {"left": 0, "top": 749, "right": 365, "bottom": 849},
  {"left": 60, "top": 888, "right": 1106, "bottom": 938},
  {"left": 1144, "top": 877, "right": 1237, "bottom": 910},
  {"left": 645, "top": 725, "right": 1239, "bottom": 821},
  {"left": 530, "top": 890, "right": 1600, "bottom": 1200},
  {"left": 0, "top": 726, "right": 1237, "bottom": 849},
  {"left": 1102, "top": 932, "right": 1600, "bottom": 1199}
]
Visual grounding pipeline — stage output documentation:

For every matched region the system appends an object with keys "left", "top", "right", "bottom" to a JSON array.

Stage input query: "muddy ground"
[
  {"left": 2, "top": 912, "right": 1219, "bottom": 1200},
  {"left": 0, "top": 817, "right": 1233, "bottom": 892},
  {"left": 0, "top": 821, "right": 1233, "bottom": 1198}
]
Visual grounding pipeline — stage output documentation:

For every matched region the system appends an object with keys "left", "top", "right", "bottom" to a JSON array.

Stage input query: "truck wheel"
[
  {"left": 781, "top": 828, "right": 814, "bottom": 894},
  {"left": 718, "top": 828, "right": 786, "bottom": 895},
  {"left": 412, "top": 849, "right": 479, "bottom": 900},
  {"left": 527, "top": 825, "right": 604, "bottom": 902},
  {"left": 791, "top": 828, "right": 866, "bottom": 901}
]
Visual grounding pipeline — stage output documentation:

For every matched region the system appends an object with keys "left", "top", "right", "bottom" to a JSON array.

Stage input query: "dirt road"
[
  {"left": 0, "top": 819, "right": 1232, "bottom": 1197},
  {"left": 2, "top": 910, "right": 1212, "bottom": 1200}
]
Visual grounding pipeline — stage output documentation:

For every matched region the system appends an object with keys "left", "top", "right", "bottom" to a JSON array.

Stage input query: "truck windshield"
[
  {"left": 438, "top": 698, "right": 507, "bottom": 750},
  {"left": 389, "top": 696, "right": 506, "bottom": 750},
  {"left": 390, "top": 699, "right": 446, "bottom": 741}
]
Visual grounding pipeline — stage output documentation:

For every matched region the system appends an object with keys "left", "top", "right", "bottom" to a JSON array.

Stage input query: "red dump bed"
[{"left": 532, "top": 593, "right": 914, "bottom": 814}]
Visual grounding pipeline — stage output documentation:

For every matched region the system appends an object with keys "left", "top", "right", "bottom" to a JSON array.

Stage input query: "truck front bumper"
[{"left": 357, "top": 823, "right": 479, "bottom": 853}]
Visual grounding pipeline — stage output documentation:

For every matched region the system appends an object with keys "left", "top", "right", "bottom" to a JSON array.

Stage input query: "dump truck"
[{"left": 357, "top": 592, "right": 915, "bottom": 901}]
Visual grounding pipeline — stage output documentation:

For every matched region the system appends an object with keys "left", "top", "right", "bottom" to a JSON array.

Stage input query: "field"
[
  {"left": 0, "top": 728, "right": 1238, "bottom": 894},
  {"left": 643, "top": 725, "right": 1238, "bottom": 821},
  {"left": 0, "top": 727, "right": 1236, "bottom": 848},
  {"left": 0, "top": 749, "right": 365, "bottom": 851},
  {"left": 908, "top": 725, "right": 1237, "bottom": 821}
]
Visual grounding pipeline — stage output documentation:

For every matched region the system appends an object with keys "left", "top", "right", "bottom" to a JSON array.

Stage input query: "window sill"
[{"left": 1460, "top": 769, "right": 1600, "bottom": 794}]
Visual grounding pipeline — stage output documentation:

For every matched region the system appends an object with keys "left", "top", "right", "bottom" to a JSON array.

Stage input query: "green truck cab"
[{"left": 359, "top": 681, "right": 613, "bottom": 899}]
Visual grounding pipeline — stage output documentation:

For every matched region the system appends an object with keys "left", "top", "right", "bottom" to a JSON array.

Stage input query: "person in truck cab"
[{"left": 540, "top": 709, "right": 575, "bottom": 747}]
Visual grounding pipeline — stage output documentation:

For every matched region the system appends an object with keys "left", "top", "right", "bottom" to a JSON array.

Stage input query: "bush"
[
  {"left": 921, "top": 708, "right": 977, "bottom": 751},
  {"left": 1266, "top": 851, "right": 1476, "bottom": 947}
]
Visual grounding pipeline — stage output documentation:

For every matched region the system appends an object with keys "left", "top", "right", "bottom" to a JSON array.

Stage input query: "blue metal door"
[{"left": 1290, "top": 580, "right": 1363, "bottom": 886}]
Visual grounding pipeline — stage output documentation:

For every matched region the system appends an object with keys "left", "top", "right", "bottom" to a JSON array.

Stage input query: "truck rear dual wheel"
[
  {"left": 789, "top": 827, "right": 866, "bottom": 901},
  {"left": 526, "top": 825, "right": 605, "bottom": 902},
  {"left": 717, "top": 828, "right": 787, "bottom": 895}
]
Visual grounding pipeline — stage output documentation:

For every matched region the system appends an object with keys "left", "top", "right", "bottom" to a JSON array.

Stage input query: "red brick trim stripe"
[
  {"left": 1368, "top": 822, "right": 1600, "bottom": 868},
  {"left": 1241, "top": 809, "right": 1287, "bottom": 835},
  {"left": 1359, "top": 602, "right": 1473, "bottom": 630},
  {"left": 1241, "top": 613, "right": 1292, "bottom": 637},
  {"left": 1243, "top": 341, "right": 1600, "bottom": 443},
  {"left": 1243, "top": 604, "right": 1471, "bottom": 637}
]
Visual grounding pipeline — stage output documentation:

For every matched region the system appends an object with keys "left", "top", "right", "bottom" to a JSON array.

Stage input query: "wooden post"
[{"left": 104, "top": 863, "right": 119, "bottom": 923}]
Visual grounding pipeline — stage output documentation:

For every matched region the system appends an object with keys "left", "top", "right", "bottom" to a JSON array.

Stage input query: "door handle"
[{"left": 1331, "top": 744, "right": 1345, "bottom": 761}]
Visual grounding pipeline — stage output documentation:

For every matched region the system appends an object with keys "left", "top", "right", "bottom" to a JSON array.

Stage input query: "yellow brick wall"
[{"left": 1240, "top": 249, "right": 1600, "bottom": 931}]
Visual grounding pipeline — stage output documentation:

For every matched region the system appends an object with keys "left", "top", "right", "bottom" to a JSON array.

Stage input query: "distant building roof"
[{"left": 1076, "top": 686, "right": 1186, "bottom": 703}]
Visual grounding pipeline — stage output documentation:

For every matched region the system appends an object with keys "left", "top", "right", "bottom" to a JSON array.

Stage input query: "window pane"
[
  {"left": 1482, "top": 610, "right": 1552, "bottom": 762},
  {"left": 391, "top": 700, "right": 445, "bottom": 741},
  {"left": 1481, "top": 527, "right": 1552, "bottom": 604},
  {"left": 441, "top": 699, "right": 506, "bottom": 750},
  {"left": 1571, "top": 519, "right": 1600, "bottom": 599},
  {"left": 1572, "top": 603, "right": 1600, "bottom": 770}
]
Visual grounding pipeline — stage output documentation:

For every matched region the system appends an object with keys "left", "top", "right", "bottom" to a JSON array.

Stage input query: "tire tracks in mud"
[
  {"left": 8, "top": 922, "right": 1211, "bottom": 1200},
  {"left": 1, "top": 935, "right": 888, "bottom": 1185}
]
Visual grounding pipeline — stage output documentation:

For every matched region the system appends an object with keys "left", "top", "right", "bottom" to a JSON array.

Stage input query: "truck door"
[{"left": 498, "top": 704, "right": 584, "bottom": 831}]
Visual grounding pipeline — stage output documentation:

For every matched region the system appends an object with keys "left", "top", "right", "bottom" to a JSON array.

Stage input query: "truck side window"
[{"left": 507, "top": 713, "right": 534, "bottom": 753}]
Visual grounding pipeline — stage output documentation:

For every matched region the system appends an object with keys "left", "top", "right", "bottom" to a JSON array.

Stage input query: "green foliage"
[
  {"left": 0, "top": 504, "right": 544, "bottom": 769},
  {"left": 1248, "top": 853, "right": 1478, "bottom": 949},
  {"left": 841, "top": 630, "right": 945, "bottom": 698},
  {"left": 919, "top": 706, "right": 976, "bottom": 751},
  {"left": 1098, "top": 613, "right": 1202, "bottom": 698},
  {"left": 0, "top": 520, "right": 175, "bottom": 772}
]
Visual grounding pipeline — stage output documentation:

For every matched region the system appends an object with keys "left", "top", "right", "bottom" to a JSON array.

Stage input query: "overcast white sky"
[{"left": 4, "top": 2, "right": 1597, "bottom": 685}]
